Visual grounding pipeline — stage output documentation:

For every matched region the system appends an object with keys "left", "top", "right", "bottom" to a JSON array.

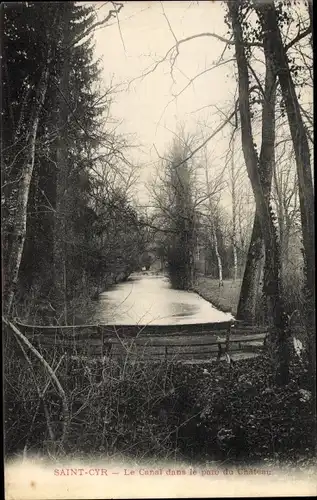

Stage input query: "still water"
[{"left": 82, "top": 273, "right": 233, "bottom": 325}]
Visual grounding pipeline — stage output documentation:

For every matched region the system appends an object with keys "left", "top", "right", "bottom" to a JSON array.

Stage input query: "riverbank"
[
  {"left": 82, "top": 273, "right": 234, "bottom": 325},
  {"left": 192, "top": 276, "right": 242, "bottom": 315},
  {"left": 91, "top": 271, "right": 131, "bottom": 299}
]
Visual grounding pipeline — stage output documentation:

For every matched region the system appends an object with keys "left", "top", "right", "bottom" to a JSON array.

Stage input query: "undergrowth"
[{"left": 4, "top": 332, "right": 315, "bottom": 466}]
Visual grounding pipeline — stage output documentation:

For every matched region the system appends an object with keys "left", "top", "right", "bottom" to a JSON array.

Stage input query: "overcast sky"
[
  {"left": 90, "top": 0, "right": 311, "bottom": 216},
  {"left": 91, "top": 1, "right": 244, "bottom": 205}
]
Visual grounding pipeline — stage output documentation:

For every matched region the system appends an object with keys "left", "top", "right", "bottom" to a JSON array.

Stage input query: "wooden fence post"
[
  {"left": 225, "top": 324, "right": 231, "bottom": 354},
  {"left": 106, "top": 341, "right": 112, "bottom": 358},
  {"left": 217, "top": 342, "right": 222, "bottom": 361},
  {"left": 98, "top": 325, "right": 104, "bottom": 360}
]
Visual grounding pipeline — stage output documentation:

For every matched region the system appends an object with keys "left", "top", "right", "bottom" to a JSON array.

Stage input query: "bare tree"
[
  {"left": 3, "top": 46, "right": 53, "bottom": 316},
  {"left": 201, "top": 146, "right": 224, "bottom": 287},
  {"left": 151, "top": 132, "right": 197, "bottom": 289},
  {"left": 226, "top": 128, "right": 244, "bottom": 282},
  {"left": 2, "top": 2, "right": 126, "bottom": 318},
  {"left": 228, "top": 0, "right": 289, "bottom": 385},
  {"left": 253, "top": 0, "right": 315, "bottom": 380},
  {"left": 235, "top": 6, "right": 278, "bottom": 326},
  {"left": 272, "top": 142, "right": 300, "bottom": 280}
]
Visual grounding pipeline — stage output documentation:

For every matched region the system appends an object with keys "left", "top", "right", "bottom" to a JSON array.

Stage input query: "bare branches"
[
  {"left": 128, "top": 31, "right": 258, "bottom": 89},
  {"left": 111, "top": 1, "right": 126, "bottom": 53},
  {"left": 247, "top": 61, "right": 266, "bottom": 98},
  {"left": 155, "top": 58, "right": 235, "bottom": 131},
  {"left": 285, "top": 26, "right": 312, "bottom": 51},
  {"left": 3, "top": 318, "right": 70, "bottom": 445},
  {"left": 166, "top": 101, "right": 239, "bottom": 171},
  {"left": 67, "top": 2, "right": 124, "bottom": 51}
]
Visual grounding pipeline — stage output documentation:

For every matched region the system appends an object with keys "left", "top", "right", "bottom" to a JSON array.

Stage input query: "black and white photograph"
[{"left": 2, "top": 1, "right": 316, "bottom": 498}]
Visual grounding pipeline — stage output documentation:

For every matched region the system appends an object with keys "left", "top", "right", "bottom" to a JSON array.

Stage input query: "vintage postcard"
[{"left": 2, "top": 0, "right": 316, "bottom": 498}]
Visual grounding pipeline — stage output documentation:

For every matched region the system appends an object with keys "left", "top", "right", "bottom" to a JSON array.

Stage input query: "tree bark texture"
[
  {"left": 236, "top": 7, "right": 277, "bottom": 325},
  {"left": 254, "top": 0, "right": 315, "bottom": 381},
  {"left": 53, "top": 10, "right": 71, "bottom": 321},
  {"left": 237, "top": 215, "right": 265, "bottom": 323},
  {"left": 230, "top": 136, "right": 238, "bottom": 282},
  {"left": 254, "top": 0, "right": 315, "bottom": 307},
  {"left": 228, "top": 0, "right": 289, "bottom": 385},
  {"left": 3, "top": 59, "right": 51, "bottom": 316}
]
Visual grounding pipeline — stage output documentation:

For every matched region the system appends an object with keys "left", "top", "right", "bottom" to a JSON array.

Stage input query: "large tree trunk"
[
  {"left": 53, "top": 80, "right": 69, "bottom": 321},
  {"left": 228, "top": 0, "right": 289, "bottom": 385},
  {"left": 272, "top": 160, "right": 286, "bottom": 279},
  {"left": 231, "top": 142, "right": 238, "bottom": 283},
  {"left": 237, "top": 215, "right": 265, "bottom": 323},
  {"left": 236, "top": 11, "right": 277, "bottom": 325},
  {"left": 3, "top": 60, "right": 51, "bottom": 316},
  {"left": 255, "top": 3, "right": 315, "bottom": 292},
  {"left": 254, "top": 0, "right": 315, "bottom": 380},
  {"left": 53, "top": 12, "right": 71, "bottom": 323}
]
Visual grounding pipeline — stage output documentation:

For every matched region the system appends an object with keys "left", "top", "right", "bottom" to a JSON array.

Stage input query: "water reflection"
[{"left": 82, "top": 273, "right": 233, "bottom": 325}]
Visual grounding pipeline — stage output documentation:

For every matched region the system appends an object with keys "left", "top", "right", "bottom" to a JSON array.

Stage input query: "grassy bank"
[{"left": 192, "top": 276, "right": 242, "bottom": 315}]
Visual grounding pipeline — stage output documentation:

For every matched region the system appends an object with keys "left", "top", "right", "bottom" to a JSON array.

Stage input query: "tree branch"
[
  {"left": 154, "top": 100, "right": 239, "bottom": 170},
  {"left": 3, "top": 318, "right": 70, "bottom": 446},
  {"left": 285, "top": 26, "right": 312, "bottom": 51},
  {"left": 128, "top": 32, "right": 260, "bottom": 89},
  {"left": 67, "top": 2, "right": 124, "bottom": 51}
]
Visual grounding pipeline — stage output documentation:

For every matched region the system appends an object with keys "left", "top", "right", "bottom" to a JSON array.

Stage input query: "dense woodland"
[
  {"left": 2, "top": 2, "right": 148, "bottom": 324},
  {"left": 2, "top": 1, "right": 315, "bottom": 466}
]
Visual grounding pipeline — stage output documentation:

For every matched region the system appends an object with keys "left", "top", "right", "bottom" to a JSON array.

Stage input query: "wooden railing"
[{"left": 11, "top": 319, "right": 269, "bottom": 363}]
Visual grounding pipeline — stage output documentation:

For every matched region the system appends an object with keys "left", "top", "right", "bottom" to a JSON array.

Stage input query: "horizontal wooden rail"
[
  {"left": 9, "top": 319, "right": 269, "bottom": 363},
  {"left": 14, "top": 320, "right": 237, "bottom": 336},
  {"left": 24, "top": 332, "right": 266, "bottom": 345},
  {"left": 13, "top": 320, "right": 99, "bottom": 330}
]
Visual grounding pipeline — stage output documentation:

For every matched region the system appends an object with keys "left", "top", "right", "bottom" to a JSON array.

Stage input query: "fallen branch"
[
  {"left": 14, "top": 337, "right": 65, "bottom": 457},
  {"left": 3, "top": 317, "right": 70, "bottom": 448}
]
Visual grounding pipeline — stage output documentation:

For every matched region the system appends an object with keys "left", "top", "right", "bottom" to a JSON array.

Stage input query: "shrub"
[{"left": 4, "top": 332, "right": 315, "bottom": 465}]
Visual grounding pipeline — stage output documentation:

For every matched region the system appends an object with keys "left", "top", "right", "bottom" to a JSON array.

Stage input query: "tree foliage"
[{"left": 2, "top": 2, "right": 146, "bottom": 322}]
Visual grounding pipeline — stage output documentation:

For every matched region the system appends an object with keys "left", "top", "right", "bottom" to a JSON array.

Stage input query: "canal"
[{"left": 81, "top": 273, "right": 233, "bottom": 325}]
